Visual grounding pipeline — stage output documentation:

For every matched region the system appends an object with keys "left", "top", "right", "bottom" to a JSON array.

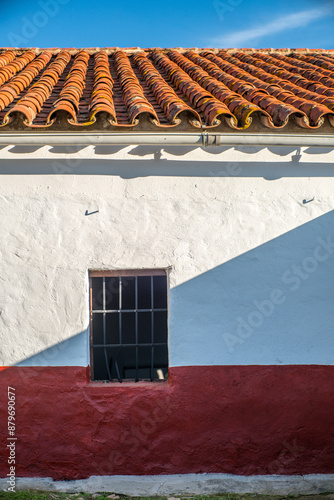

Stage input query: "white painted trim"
[
  {"left": 0, "top": 132, "right": 333, "bottom": 147},
  {"left": 1, "top": 473, "right": 334, "bottom": 495}
]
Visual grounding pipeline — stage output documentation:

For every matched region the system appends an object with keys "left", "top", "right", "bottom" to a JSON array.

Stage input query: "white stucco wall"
[{"left": 0, "top": 143, "right": 333, "bottom": 367}]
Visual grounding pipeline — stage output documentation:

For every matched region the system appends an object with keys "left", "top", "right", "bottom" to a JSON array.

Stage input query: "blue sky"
[{"left": 0, "top": 0, "right": 333, "bottom": 49}]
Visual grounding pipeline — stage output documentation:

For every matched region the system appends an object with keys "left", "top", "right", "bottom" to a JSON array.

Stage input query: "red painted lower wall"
[{"left": 0, "top": 365, "right": 334, "bottom": 480}]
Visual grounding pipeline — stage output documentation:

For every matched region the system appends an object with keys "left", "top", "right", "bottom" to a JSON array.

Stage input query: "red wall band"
[{"left": 1, "top": 365, "right": 333, "bottom": 480}]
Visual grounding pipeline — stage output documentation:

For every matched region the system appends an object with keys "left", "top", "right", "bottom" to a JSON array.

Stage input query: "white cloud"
[{"left": 212, "top": 5, "right": 334, "bottom": 47}]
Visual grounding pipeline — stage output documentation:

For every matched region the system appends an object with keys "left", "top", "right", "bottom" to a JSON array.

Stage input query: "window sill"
[{"left": 88, "top": 377, "right": 170, "bottom": 387}]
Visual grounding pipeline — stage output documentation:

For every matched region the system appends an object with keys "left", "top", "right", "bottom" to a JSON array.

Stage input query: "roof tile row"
[{"left": 0, "top": 47, "right": 333, "bottom": 132}]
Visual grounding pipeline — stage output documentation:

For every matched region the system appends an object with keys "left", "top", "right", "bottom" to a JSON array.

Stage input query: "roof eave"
[{"left": 0, "top": 131, "right": 332, "bottom": 147}]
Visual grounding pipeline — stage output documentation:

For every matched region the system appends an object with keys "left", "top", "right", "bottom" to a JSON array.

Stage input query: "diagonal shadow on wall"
[{"left": 2, "top": 210, "right": 333, "bottom": 369}]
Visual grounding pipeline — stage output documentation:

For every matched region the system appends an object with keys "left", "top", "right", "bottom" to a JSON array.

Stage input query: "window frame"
[{"left": 89, "top": 268, "right": 169, "bottom": 383}]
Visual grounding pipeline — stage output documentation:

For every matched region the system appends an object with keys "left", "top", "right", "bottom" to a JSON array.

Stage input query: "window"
[{"left": 89, "top": 270, "right": 168, "bottom": 382}]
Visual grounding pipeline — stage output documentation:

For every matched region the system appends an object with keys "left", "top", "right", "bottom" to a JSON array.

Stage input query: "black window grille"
[{"left": 89, "top": 270, "right": 168, "bottom": 382}]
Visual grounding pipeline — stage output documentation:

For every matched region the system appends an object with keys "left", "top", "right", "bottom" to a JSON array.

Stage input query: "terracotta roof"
[{"left": 0, "top": 48, "right": 333, "bottom": 133}]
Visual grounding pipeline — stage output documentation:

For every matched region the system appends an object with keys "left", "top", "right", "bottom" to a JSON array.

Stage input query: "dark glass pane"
[
  {"left": 105, "top": 277, "right": 119, "bottom": 310},
  {"left": 154, "top": 345, "right": 168, "bottom": 368},
  {"left": 138, "top": 312, "right": 151, "bottom": 344},
  {"left": 153, "top": 276, "right": 167, "bottom": 309},
  {"left": 121, "top": 277, "right": 135, "bottom": 309},
  {"left": 92, "top": 346, "right": 112, "bottom": 380},
  {"left": 92, "top": 313, "right": 104, "bottom": 345},
  {"left": 138, "top": 346, "right": 152, "bottom": 370},
  {"left": 154, "top": 345, "right": 168, "bottom": 380},
  {"left": 138, "top": 276, "right": 151, "bottom": 309},
  {"left": 121, "top": 312, "right": 135, "bottom": 344},
  {"left": 120, "top": 347, "right": 137, "bottom": 379},
  {"left": 154, "top": 311, "right": 167, "bottom": 343},
  {"left": 106, "top": 313, "right": 119, "bottom": 344},
  {"left": 121, "top": 346, "right": 151, "bottom": 380},
  {"left": 109, "top": 346, "right": 122, "bottom": 380},
  {"left": 91, "top": 277, "right": 103, "bottom": 310},
  {"left": 91, "top": 272, "right": 169, "bottom": 382}
]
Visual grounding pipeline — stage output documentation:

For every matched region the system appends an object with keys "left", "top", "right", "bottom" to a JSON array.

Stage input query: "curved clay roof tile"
[
  {"left": 0, "top": 47, "right": 333, "bottom": 131},
  {"left": 47, "top": 51, "right": 89, "bottom": 125},
  {"left": 229, "top": 52, "right": 334, "bottom": 126},
  {"left": 0, "top": 50, "right": 16, "bottom": 68},
  {"left": 0, "top": 51, "right": 36, "bottom": 87},
  {"left": 214, "top": 51, "right": 334, "bottom": 128},
  {"left": 113, "top": 50, "right": 159, "bottom": 125},
  {"left": 133, "top": 51, "right": 201, "bottom": 127},
  {"left": 84, "top": 51, "right": 116, "bottom": 125},
  {"left": 200, "top": 51, "right": 305, "bottom": 128},
  {"left": 152, "top": 50, "right": 238, "bottom": 128},
  {"left": 3, "top": 51, "right": 69, "bottom": 126},
  {"left": 0, "top": 52, "right": 52, "bottom": 125}
]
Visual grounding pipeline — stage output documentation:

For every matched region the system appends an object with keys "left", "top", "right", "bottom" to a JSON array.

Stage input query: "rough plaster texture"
[
  {"left": 1, "top": 145, "right": 334, "bottom": 482},
  {"left": 0, "top": 366, "right": 334, "bottom": 479},
  {"left": 0, "top": 145, "right": 333, "bottom": 366},
  {"left": 1, "top": 473, "right": 334, "bottom": 496}
]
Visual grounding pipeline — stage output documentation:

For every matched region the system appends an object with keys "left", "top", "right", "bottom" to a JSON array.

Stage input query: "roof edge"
[
  {"left": 0, "top": 47, "right": 333, "bottom": 55},
  {"left": 0, "top": 132, "right": 332, "bottom": 147}
]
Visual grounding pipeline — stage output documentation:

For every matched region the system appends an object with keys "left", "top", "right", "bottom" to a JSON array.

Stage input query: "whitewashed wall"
[{"left": 0, "top": 144, "right": 333, "bottom": 367}]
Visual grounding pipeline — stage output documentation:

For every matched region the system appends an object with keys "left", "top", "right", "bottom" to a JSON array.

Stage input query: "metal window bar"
[
  {"left": 103, "top": 277, "right": 112, "bottom": 381},
  {"left": 118, "top": 276, "right": 122, "bottom": 381},
  {"left": 90, "top": 273, "right": 168, "bottom": 382},
  {"left": 114, "top": 348, "right": 121, "bottom": 381},
  {"left": 92, "top": 308, "right": 167, "bottom": 313},
  {"left": 93, "top": 343, "right": 166, "bottom": 347},
  {"left": 89, "top": 276, "right": 94, "bottom": 380},
  {"left": 135, "top": 276, "right": 139, "bottom": 381},
  {"left": 151, "top": 276, "right": 154, "bottom": 381}
]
